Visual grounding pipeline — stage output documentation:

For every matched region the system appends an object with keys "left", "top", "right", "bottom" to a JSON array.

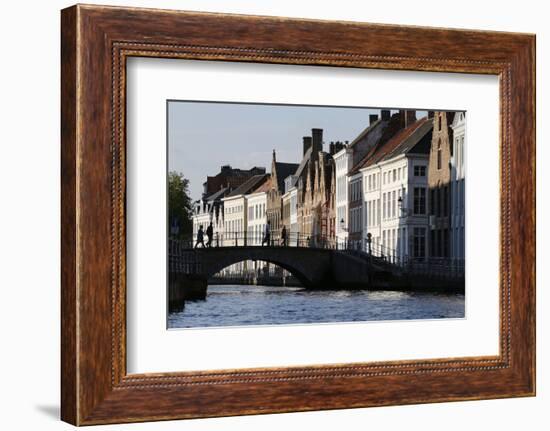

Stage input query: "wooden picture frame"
[{"left": 61, "top": 4, "right": 536, "bottom": 425}]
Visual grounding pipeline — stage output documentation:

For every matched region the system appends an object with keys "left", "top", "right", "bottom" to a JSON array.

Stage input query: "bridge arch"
[
  {"left": 195, "top": 246, "right": 334, "bottom": 288},
  {"left": 208, "top": 256, "right": 314, "bottom": 287}
]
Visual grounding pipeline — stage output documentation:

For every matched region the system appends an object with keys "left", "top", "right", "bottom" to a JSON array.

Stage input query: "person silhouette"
[
  {"left": 195, "top": 225, "right": 205, "bottom": 248},
  {"left": 262, "top": 221, "right": 271, "bottom": 246},
  {"left": 205, "top": 222, "right": 213, "bottom": 248},
  {"left": 281, "top": 225, "right": 287, "bottom": 246}
]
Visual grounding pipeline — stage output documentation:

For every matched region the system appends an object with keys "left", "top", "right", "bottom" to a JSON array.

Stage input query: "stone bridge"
[
  {"left": 168, "top": 244, "right": 463, "bottom": 309},
  {"left": 172, "top": 246, "right": 384, "bottom": 289}
]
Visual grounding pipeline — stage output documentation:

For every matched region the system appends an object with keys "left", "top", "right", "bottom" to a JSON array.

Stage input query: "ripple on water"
[{"left": 167, "top": 284, "right": 465, "bottom": 329}]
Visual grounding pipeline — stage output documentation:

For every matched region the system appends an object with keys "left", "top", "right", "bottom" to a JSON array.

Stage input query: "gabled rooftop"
[
  {"left": 352, "top": 116, "right": 433, "bottom": 174},
  {"left": 274, "top": 161, "right": 300, "bottom": 192},
  {"left": 224, "top": 174, "right": 270, "bottom": 198}
]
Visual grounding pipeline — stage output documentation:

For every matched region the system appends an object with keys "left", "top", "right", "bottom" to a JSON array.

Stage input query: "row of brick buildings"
[{"left": 191, "top": 108, "right": 465, "bottom": 264}]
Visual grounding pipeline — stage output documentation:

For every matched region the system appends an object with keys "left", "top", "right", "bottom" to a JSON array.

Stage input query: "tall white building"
[
  {"left": 334, "top": 147, "right": 352, "bottom": 247},
  {"left": 289, "top": 187, "right": 298, "bottom": 237},
  {"left": 220, "top": 174, "right": 269, "bottom": 247},
  {"left": 360, "top": 116, "right": 433, "bottom": 263},
  {"left": 336, "top": 109, "right": 398, "bottom": 248},
  {"left": 348, "top": 171, "right": 364, "bottom": 249},
  {"left": 221, "top": 194, "right": 247, "bottom": 247},
  {"left": 450, "top": 111, "right": 466, "bottom": 261},
  {"left": 246, "top": 190, "right": 267, "bottom": 245},
  {"left": 281, "top": 174, "right": 299, "bottom": 244}
]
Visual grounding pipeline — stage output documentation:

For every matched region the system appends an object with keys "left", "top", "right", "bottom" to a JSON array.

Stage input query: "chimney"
[
  {"left": 369, "top": 114, "right": 379, "bottom": 125},
  {"left": 303, "top": 136, "right": 312, "bottom": 155},
  {"left": 329, "top": 141, "right": 335, "bottom": 155},
  {"left": 398, "top": 110, "right": 406, "bottom": 128},
  {"left": 381, "top": 109, "right": 391, "bottom": 121},
  {"left": 407, "top": 110, "right": 416, "bottom": 125},
  {"left": 398, "top": 110, "right": 416, "bottom": 128},
  {"left": 312, "top": 128, "right": 323, "bottom": 153}
]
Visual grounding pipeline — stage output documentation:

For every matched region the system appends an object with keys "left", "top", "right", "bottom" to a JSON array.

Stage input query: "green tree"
[{"left": 168, "top": 171, "right": 193, "bottom": 238}]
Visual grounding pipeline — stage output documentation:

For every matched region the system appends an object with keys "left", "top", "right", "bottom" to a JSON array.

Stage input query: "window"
[
  {"left": 437, "top": 139, "right": 442, "bottom": 170},
  {"left": 414, "top": 165, "right": 426, "bottom": 176},
  {"left": 382, "top": 193, "right": 386, "bottom": 219},
  {"left": 383, "top": 172, "right": 387, "bottom": 184},
  {"left": 392, "top": 190, "right": 396, "bottom": 218},
  {"left": 413, "top": 227, "right": 426, "bottom": 259},
  {"left": 438, "top": 115, "right": 442, "bottom": 130},
  {"left": 413, "top": 187, "right": 426, "bottom": 215},
  {"left": 393, "top": 169, "right": 397, "bottom": 182}
]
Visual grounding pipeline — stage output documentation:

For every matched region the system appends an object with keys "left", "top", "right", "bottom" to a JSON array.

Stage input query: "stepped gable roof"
[
  {"left": 351, "top": 116, "right": 433, "bottom": 174},
  {"left": 225, "top": 174, "right": 269, "bottom": 198},
  {"left": 274, "top": 161, "right": 299, "bottom": 192}
]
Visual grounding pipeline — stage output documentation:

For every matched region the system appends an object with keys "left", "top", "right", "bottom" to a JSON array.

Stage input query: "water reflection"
[{"left": 168, "top": 284, "right": 465, "bottom": 329}]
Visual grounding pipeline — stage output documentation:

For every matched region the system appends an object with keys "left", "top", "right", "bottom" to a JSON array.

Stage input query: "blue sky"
[{"left": 168, "top": 101, "right": 425, "bottom": 200}]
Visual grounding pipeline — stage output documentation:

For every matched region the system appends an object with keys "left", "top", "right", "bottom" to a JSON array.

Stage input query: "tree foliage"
[{"left": 168, "top": 171, "right": 193, "bottom": 238}]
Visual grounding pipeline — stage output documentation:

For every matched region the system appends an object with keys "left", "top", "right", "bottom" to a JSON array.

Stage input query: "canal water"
[{"left": 168, "top": 284, "right": 465, "bottom": 329}]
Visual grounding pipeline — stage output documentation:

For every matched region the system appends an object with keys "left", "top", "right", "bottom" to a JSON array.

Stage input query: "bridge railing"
[
  {"left": 403, "top": 258, "right": 465, "bottom": 279},
  {"left": 170, "top": 233, "right": 464, "bottom": 279},
  {"left": 340, "top": 238, "right": 465, "bottom": 279},
  {"left": 183, "top": 231, "right": 339, "bottom": 249},
  {"left": 168, "top": 239, "right": 201, "bottom": 273}
]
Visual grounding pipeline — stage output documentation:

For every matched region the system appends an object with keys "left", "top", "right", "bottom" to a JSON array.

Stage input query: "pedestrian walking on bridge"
[
  {"left": 262, "top": 221, "right": 271, "bottom": 246},
  {"left": 205, "top": 222, "right": 213, "bottom": 248},
  {"left": 195, "top": 225, "right": 205, "bottom": 248}
]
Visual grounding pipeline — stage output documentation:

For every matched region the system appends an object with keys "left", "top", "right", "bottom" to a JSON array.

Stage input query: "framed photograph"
[{"left": 61, "top": 4, "right": 535, "bottom": 425}]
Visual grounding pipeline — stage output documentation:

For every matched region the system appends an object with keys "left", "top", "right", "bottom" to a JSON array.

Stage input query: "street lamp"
[
  {"left": 366, "top": 232, "right": 372, "bottom": 255},
  {"left": 340, "top": 218, "right": 348, "bottom": 232},
  {"left": 339, "top": 218, "right": 349, "bottom": 250}
]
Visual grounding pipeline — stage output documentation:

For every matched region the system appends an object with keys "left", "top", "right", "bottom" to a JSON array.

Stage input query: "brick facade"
[{"left": 427, "top": 111, "right": 454, "bottom": 258}]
